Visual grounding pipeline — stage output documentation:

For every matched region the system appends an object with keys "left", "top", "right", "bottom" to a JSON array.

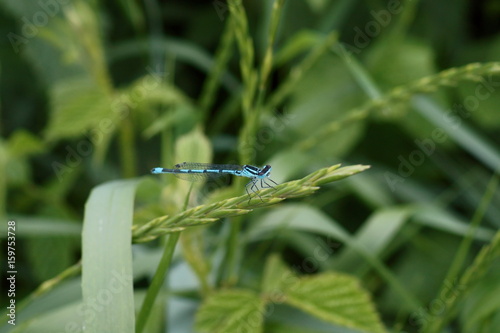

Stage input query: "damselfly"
[{"left": 151, "top": 162, "right": 278, "bottom": 201}]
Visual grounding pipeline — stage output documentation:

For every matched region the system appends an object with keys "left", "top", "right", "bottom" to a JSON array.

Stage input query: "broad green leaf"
[
  {"left": 108, "top": 38, "right": 240, "bottom": 91},
  {"left": 180, "top": 229, "right": 211, "bottom": 295},
  {"left": 412, "top": 96, "right": 500, "bottom": 173},
  {"left": 168, "top": 126, "right": 214, "bottom": 205},
  {"left": 142, "top": 105, "right": 197, "bottom": 140},
  {"left": 287, "top": 54, "right": 365, "bottom": 158},
  {"left": 369, "top": 38, "right": 442, "bottom": 138},
  {"left": 5, "top": 153, "right": 31, "bottom": 186},
  {"left": 283, "top": 272, "right": 387, "bottom": 333},
  {"left": 267, "top": 149, "right": 314, "bottom": 183},
  {"left": 6, "top": 130, "right": 45, "bottom": 158},
  {"left": 126, "top": 75, "right": 191, "bottom": 109},
  {"left": 45, "top": 76, "right": 113, "bottom": 141},
  {"left": 81, "top": 179, "right": 141, "bottom": 333},
  {"left": 246, "top": 203, "right": 420, "bottom": 313},
  {"left": 261, "top": 254, "right": 292, "bottom": 295},
  {"left": 247, "top": 204, "right": 350, "bottom": 243},
  {"left": 195, "top": 289, "right": 265, "bottom": 333},
  {"left": 368, "top": 38, "right": 436, "bottom": 89},
  {"left": 413, "top": 205, "right": 495, "bottom": 241},
  {"left": 175, "top": 126, "right": 212, "bottom": 165},
  {"left": 265, "top": 305, "right": 369, "bottom": 333},
  {"left": 9, "top": 299, "right": 84, "bottom": 333},
  {"left": 2, "top": 130, "right": 45, "bottom": 186},
  {"left": 334, "top": 207, "right": 412, "bottom": 271}
]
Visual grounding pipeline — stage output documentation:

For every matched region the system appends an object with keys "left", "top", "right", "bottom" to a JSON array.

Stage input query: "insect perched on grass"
[{"left": 151, "top": 162, "right": 278, "bottom": 202}]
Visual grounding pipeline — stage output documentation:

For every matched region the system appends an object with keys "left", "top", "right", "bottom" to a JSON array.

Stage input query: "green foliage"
[
  {"left": 196, "top": 255, "right": 386, "bottom": 333},
  {"left": 282, "top": 273, "right": 386, "bottom": 333},
  {"left": 2, "top": 0, "right": 500, "bottom": 332},
  {"left": 196, "top": 289, "right": 266, "bottom": 333},
  {"left": 82, "top": 180, "right": 139, "bottom": 332}
]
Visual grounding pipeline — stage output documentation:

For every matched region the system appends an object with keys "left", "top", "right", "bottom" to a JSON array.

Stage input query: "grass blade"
[
  {"left": 81, "top": 179, "right": 141, "bottom": 332},
  {"left": 412, "top": 96, "right": 500, "bottom": 172}
]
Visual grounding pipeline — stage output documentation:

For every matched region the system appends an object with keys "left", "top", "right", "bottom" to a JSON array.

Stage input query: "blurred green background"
[{"left": 1, "top": 0, "right": 500, "bottom": 332}]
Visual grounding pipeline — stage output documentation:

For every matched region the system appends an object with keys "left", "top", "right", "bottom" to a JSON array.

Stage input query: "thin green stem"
[
  {"left": 255, "top": 0, "right": 285, "bottom": 111},
  {"left": 228, "top": 0, "right": 257, "bottom": 121},
  {"left": 422, "top": 172, "right": 499, "bottom": 333},
  {"left": 334, "top": 44, "right": 382, "bottom": 99},
  {"left": 318, "top": 0, "right": 358, "bottom": 32},
  {"left": 266, "top": 31, "right": 338, "bottom": 111},
  {"left": 136, "top": 232, "right": 181, "bottom": 333},
  {"left": 180, "top": 228, "right": 211, "bottom": 296},
  {"left": 224, "top": 218, "right": 243, "bottom": 286},
  {"left": 297, "top": 62, "right": 500, "bottom": 152},
  {"left": 199, "top": 16, "right": 235, "bottom": 121}
]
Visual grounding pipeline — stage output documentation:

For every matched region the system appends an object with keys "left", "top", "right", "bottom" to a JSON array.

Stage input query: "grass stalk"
[
  {"left": 422, "top": 173, "right": 499, "bottom": 332},
  {"left": 136, "top": 232, "right": 181, "bottom": 333},
  {"left": 198, "top": 16, "right": 236, "bottom": 121}
]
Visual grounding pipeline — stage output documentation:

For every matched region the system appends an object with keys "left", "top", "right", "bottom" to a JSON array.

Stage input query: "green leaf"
[
  {"left": 412, "top": 96, "right": 500, "bottom": 173},
  {"left": 164, "top": 126, "right": 214, "bottom": 204},
  {"left": 368, "top": 38, "right": 436, "bottom": 89},
  {"left": 180, "top": 229, "right": 211, "bottom": 295},
  {"left": 45, "top": 76, "right": 113, "bottom": 141},
  {"left": 283, "top": 272, "right": 387, "bottom": 333},
  {"left": 6, "top": 130, "right": 45, "bottom": 158},
  {"left": 175, "top": 126, "right": 213, "bottom": 165},
  {"left": 81, "top": 179, "right": 141, "bottom": 333},
  {"left": 334, "top": 207, "right": 412, "bottom": 271},
  {"left": 462, "top": 270, "right": 500, "bottom": 332},
  {"left": 3, "top": 130, "right": 46, "bottom": 186},
  {"left": 247, "top": 204, "right": 350, "bottom": 243},
  {"left": 261, "top": 254, "right": 292, "bottom": 295},
  {"left": 286, "top": 53, "right": 365, "bottom": 158},
  {"left": 413, "top": 205, "right": 495, "bottom": 241},
  {"left": 9, "top": 299, "right": 84, "bottom": 333},
  {"left": 273, "top": 30, "right": 322, "bottom": 66},
  {"left": 195, "top": 289, "right": 265, "bottom": 333}
]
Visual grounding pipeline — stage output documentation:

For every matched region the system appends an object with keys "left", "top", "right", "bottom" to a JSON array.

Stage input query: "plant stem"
[
  {"left": 421, "top": 173, "right": 499, "bottom": 333},
  {"left": 225, "top": 218, "right": 243, "bottom": 286},
  {"left": 136, "top": 232, "right": 181, "bottom": 333}
]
